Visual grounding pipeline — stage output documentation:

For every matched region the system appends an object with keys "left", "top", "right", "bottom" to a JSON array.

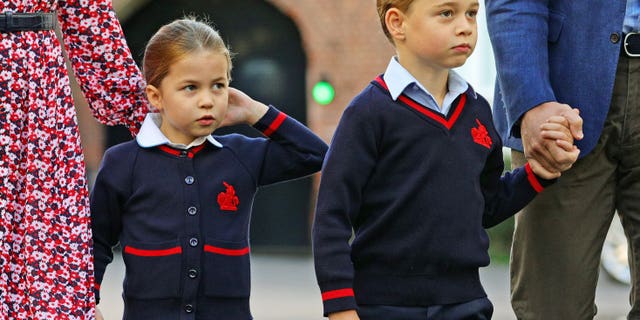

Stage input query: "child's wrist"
[
  {"left": 526, "top": 161, "right": 560, "bottom": 180},
  {"left": 248, "top": 102, "right": 269, "bottom": 125}
]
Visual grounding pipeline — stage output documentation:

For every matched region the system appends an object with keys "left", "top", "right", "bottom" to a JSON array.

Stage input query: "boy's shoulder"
[
  {"left": 345, "top": 77, "right": 390, "bottom": 111},
  {"left": 359, "top": 76, "right": 388, "bottom": 100},
  {"left": 465, "top": 88, "right": 492, "bottom": 112}
]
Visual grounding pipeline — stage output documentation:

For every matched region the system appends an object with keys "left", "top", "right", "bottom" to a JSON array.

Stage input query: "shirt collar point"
[{"left": 136, "top": 113, "right": 223, "bottom": 149}]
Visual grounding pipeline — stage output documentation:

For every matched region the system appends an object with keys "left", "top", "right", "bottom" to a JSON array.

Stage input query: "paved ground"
[{"left": 98, "top": 252, "right": 631, "bottom": 320}]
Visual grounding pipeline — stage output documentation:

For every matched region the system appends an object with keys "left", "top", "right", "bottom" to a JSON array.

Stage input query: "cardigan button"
[
  {"left": 188, "top": 269, "right": 198, "bottom": 279},
  {"left": 187, "top": 206, "right": 197, "bottom": 216},
  {"left": 184, "top": 304, "right": 194, "bottom": 313},
  {"left": 184, "top": 176, "right": 195, "bottom": 185},
  {"left": 189, "top": 238, "right": 199, "bottom": 247}
]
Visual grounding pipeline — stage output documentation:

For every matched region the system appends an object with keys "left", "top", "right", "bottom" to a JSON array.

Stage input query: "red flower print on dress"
[{"left": 0, "top": 0, "right": 149, "bottom": 318}]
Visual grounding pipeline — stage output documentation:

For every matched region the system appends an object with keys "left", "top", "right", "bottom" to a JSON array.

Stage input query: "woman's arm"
[{"left": 57, "top": 0, "right": 150, "bottom": 134}]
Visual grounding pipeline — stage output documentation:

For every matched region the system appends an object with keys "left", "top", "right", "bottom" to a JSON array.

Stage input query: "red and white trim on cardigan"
[
  {"left": 204, "top": 245, "right": 250, "bottom": 256},
  {"left": 157, "top": 144, "right": 206, "bottom": 158},
  {"left": 124, "top": 245, "right": 183, "bottom": 257}
]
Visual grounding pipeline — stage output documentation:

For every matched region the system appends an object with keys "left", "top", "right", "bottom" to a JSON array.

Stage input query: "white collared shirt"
[
  {"left": 136, "top": 113, "right": 223, "bottom": 149},
  {"left": 382, "top": 56, "right": 469, "bottom": 116}
]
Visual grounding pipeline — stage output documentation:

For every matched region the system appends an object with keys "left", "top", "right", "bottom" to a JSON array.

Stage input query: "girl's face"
[{"left": 146, "top": 50, "right": 230, "bottom": 145}]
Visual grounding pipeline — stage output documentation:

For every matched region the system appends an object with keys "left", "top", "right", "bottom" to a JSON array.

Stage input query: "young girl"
[{"left": 90, "top": 18, "right": 328, "bottom": 319}]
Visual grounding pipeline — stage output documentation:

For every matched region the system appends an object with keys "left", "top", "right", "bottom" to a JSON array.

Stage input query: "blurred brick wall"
[{"left": 265, "top": 0, "right": 394, "bottom": 142}]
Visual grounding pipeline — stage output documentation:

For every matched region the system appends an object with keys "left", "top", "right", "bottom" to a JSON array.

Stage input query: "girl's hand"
[{"left": 222, "top": 87, "right": 268, "bottom": 127}]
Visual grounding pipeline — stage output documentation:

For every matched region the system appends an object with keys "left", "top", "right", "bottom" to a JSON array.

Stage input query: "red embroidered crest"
[
  {"left": 471, "top": 119, "right": 492, "bottom": 149},
  {"left": 217, "top": 181, "right": 239, "bottom": 211}
]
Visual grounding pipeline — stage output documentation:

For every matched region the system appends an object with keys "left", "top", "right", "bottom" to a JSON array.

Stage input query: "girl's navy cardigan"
[
  {"left": 312, "top": 76, "right": 555, "bottom": 316},
  {"left": 91, "top": 106, "right": 327, "bottom": 319}
]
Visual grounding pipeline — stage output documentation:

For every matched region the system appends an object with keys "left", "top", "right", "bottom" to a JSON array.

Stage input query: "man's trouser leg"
[
  {"left": 618, "top": 57, "right": 640, "bottom": 319},
  {"left": 510, "top": 55, "right": 640, "bottom": 320}
]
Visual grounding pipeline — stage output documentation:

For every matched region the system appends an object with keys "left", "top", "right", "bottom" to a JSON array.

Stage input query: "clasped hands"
[{"left": 521, "top": 101, "right": 583, "bottom": 179}]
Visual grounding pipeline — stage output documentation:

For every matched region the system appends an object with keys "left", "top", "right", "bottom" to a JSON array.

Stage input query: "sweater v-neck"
[{"left": 374, "top": 75, "right": 467, "bottom": 130}]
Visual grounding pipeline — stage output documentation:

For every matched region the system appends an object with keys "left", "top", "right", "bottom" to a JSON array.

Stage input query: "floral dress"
[{"left": 0, "top": 0, "right": 148, "bottom": 318}]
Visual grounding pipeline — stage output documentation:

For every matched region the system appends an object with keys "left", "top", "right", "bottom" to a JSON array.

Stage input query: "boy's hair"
[
  {"left": 143, "top": 17, "right": 233, "bottom": 87},
  {"left": 377, "top": 0, "right": 415, "bottom": 43}
]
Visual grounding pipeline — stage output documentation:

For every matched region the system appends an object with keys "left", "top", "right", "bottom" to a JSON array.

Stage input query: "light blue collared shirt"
[
  {"left": 624, "top": 0, "right": 640, "bottom": 32},
  {"left": 382, "top": 57, "right": 470, "bottom": 116},
  {"left": 136, "top": 113, "right": 223, "bottom": 149}
]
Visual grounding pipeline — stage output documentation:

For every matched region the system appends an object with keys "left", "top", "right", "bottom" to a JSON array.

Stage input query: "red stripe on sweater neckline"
[
  {"left": 374, "top": 75, "right": 466, "bottom": 130},
  {"left": 158, "top": 144, "right": 206, "bottom": 158}
]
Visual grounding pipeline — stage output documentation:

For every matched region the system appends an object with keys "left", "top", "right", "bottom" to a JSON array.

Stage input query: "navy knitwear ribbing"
[
  {"left": 312, "top": 76, "right": 554, "bottom": 316},
  {"left": 91, "top": 106, "right": 327, "bottom": 319}
]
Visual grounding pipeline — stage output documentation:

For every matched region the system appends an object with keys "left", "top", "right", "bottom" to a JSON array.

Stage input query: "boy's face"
[
  {"left": 394, "top": 0, "right": 479, "bottom": 70},
  {"left": 146, "top": 50, "right": 230, "bottom": 145}
]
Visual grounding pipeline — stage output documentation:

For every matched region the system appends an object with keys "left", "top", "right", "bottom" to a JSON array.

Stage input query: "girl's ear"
[
  {"left": 145, "top": 85, "right": 163, "bottom": 111},
  {"left": 385, "top": 8, "right": 406, "bottom": 41}
]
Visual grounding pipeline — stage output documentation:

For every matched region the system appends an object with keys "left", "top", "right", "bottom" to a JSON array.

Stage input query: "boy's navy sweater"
[
  {"left": 312, "top": 76, "right": 554, "bottom": 316},
  {"left": 91, "top": 106, "right": 327, "bottom": 320}
]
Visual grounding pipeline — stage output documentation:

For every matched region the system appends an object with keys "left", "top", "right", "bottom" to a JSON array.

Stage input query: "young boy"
[{"left": 311, "top": 1, "right": 580, "bottom": 319}]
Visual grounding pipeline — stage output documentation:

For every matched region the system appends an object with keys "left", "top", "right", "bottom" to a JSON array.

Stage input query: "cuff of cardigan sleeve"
[
  {"left": 253, "top": 105, "right": 287, "bottom": 137},
  {"left": 524, "top": 162, "right": 557, "bottom": 192},
  {"left": 321, "top": 288, "right": 357, "bottom": 317}
]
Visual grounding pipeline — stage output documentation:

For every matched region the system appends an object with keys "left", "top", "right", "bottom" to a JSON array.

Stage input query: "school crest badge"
[
  {"left": 217, "top": 181, "right": 239, "bottom": 211},
  {"left": 471, "top": 119, "right": 492, "bottom": 149}
]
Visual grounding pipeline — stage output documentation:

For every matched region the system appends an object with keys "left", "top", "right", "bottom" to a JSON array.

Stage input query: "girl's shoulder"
[
  {"left": 213, "top": 133, "right": 266, "bottom": 146},
  {"left": 212, "top": 133, "right": 269, "bottom": 157},
  {"left": 105, "top": 139, "right": 139, "bottom": 155},
  {"left": 102, "top": 140, "right": 141, "bottom": 167},
  {"left": 102, "top": 140, "right": 140, "bottom": 165}
]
